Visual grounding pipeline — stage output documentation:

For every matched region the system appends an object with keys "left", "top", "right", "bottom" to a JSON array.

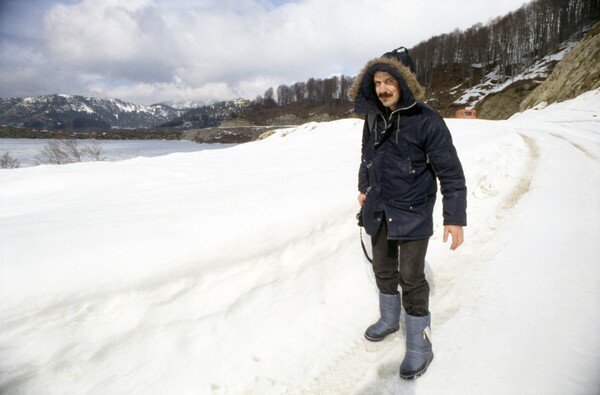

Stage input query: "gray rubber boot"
[
  {"left": 364, "top": 292, "right": 400, "bottom": 342},
  {"left": 400, "top": 313, "right": 434, "bottom": 379}
]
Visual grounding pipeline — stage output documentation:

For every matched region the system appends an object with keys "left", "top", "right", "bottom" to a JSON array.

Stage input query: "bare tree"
[
  {"left": 339, "top": 75, "right": 355, "bottom": 101},
  {"left": 35, "top": 141, "right": 71, "bottom": 165},
  {"left": 306, "top": 78, "right": 318, "bottom": 102},
  {"left": 411, "top": 0, "right": 600, "bottom": 91},
  {"left": 291, "top": 81, "right": 307, "bottom": 102},
  {"left": 82, "top": 140, "right": 105, "bottom": 161},
  {"left": 0, "top": 152, "right": 20, "bottom": 169},
  {"left": 63, "top": 139, "right": 83, "bottom": 162},
  {"left": 34, "top": 139, "right": 105, "bottom": 165},
  {"left": 277, "top": 84, "right": 294, "bottom": 106},
  {"left": 323, "top": 76, "right": 339, "bottom": 103},
  {"left": 263, "top": 87, "right": 274, "bottom": 102}
]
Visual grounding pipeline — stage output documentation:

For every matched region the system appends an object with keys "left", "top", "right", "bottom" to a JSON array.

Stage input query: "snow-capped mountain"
[
  {"left": 160, "top": 99, "right": 204, "bottom": 110},
  {"left": 0, "top": 94, "right": 256, "bottom": 130},
  {"left": 0, "top": 94, "right": 187, "bottom": 129},
  {"left": 163, "top": 98, "right": 253, "bottom": 128}
]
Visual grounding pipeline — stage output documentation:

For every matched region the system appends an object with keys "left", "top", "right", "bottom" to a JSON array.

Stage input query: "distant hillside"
[
  {"left": 161, "top": 98, "right": 253, "bottom": 129},
  {"left": 520, "top": 21, "right": 600, "bottom": 111},
  {"left": 410, "top": 0, "right": 599, "bottom": 92},
  {"left": 0, "top": 94, "right": 186, "bottom": 129},
  {"left": 456, "top": 40, "right": 576, "bottom": 119}
]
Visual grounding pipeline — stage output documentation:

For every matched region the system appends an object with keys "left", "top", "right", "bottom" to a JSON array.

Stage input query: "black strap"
[
  {"left": 360, "top": 227, "right": 373, "bottom": 263},
  {"left": 367, "top": 113, "right": 376, "bottom": 135},
  {"left": 360, "top": 117, "right": 376, "bottom": 264}
]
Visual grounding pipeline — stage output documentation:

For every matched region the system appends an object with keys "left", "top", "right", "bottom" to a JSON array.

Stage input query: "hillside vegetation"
[{"left": 520, "top": 20, "right": 600, "bottom": 110}]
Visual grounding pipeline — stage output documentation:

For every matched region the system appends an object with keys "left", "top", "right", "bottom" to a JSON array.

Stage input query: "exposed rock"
[
  {"left": 181, "top": 126, "right": 285, "bottom": 144},
  {"left": 269, "top": 114, "right": 301, "bottom": 124},
  {"left": 520, "top": 22, "right": 600, "bottom": 111},
  {"left": 477, "top": 80, "right": 539, "bottom": 120}
]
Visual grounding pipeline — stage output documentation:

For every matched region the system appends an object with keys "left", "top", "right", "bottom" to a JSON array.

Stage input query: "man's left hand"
[{"left": 443, "top": 225, "right": 464, "bottom": 250}]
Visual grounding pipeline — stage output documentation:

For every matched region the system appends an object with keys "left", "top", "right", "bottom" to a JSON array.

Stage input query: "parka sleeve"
[
  {"left": 358, "top": 120, "right": 371, "bottom": 194},
  {"left": 422, "top": 110, "right": 467, "bottom": 226}
]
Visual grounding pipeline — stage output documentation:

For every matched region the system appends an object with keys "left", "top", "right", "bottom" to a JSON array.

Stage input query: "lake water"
[{"left": 0, "top": 139, "right": 234, "bottom": 168}]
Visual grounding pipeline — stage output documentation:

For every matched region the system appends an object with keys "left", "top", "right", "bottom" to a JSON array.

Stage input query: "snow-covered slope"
[
  {"left": 1, "top": 89, "right": 599, "bottom": 394},
  {"left": 454, "top": 40, "right": 577, "bottom": 109}
]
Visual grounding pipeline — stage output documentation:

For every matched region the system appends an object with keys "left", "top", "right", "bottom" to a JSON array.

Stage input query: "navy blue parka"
[{"left": 349, "top": 56, "right": 467, "bottom": 240}]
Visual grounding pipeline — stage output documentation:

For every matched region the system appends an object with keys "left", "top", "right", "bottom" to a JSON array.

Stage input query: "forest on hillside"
[
  {"left": 411, "top": 0, "right": 600, "bottom": 89},
  {"left": 259, "top": 0, "right": 599, "bottom": 106},
  {"left": 255, "top": 76, "right": 355, "bottom": 107}
]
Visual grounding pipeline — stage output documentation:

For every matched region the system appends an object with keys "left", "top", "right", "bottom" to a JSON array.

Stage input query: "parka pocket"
[
  {"left": 388, "top": 195, "right": 434, "bottom": 217},
  {"left": 385, "top": 195, "right": 435, "bottom": 238},
  {"left": 389, "top": 158, "right": 417, "bottom": 185}
]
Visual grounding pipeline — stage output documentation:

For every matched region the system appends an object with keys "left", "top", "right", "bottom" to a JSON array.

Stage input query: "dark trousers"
[{"left": 371, "top": 220, "right": 430, "bottom": 317}]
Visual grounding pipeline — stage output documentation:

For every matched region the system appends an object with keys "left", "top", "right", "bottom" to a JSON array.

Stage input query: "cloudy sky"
[{"left": 1, "top": 0, "right": 532, "bottom": 105}]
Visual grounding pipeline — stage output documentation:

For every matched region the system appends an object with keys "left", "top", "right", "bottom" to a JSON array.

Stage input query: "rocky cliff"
[
  {"left": 520, "top": 21, "right": 600, "bottom": 111},
  {"left": 476, "top": 80, "right": 540, "bottom": 120}
]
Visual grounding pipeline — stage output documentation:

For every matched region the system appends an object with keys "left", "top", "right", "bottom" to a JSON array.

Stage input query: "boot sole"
[
  {"left": 400, "top": 352, "right": 434, "bottom": 380},
  {"left": 364, "top": 328, "right": 399, "bottom": 342}
]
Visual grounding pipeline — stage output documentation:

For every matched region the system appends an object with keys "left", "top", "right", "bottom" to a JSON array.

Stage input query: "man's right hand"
[{"left": 358, "top": 193, "right": 366, "bottom": 206}]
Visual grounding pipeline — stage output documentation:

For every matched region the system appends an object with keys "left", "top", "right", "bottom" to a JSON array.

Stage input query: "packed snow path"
[
  {"left": 1, "top": 90, "right": 599, "bottom": 394},
  {"left": 303, "top": 122, "right": 600, "bottom": 394}
]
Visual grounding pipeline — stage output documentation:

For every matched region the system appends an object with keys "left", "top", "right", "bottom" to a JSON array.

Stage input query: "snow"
[
  {"left": 455, "top": 40, "right": 577, "bottom": 109},
  {"left": 164, "top": 100, "right": 203, "bottom": 110},
  {"left": 1, "top": 89, "right": 600, "bottom": 394}
]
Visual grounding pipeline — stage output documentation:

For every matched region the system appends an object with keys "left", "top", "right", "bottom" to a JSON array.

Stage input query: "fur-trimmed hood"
[{"left": 348, "top": 56, "right": 426, "bottom": 115}]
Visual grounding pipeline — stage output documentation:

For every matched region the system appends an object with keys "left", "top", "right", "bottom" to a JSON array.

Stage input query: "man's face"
[{"left": 374, "top": 71, "right": 401, "bottom": 110}]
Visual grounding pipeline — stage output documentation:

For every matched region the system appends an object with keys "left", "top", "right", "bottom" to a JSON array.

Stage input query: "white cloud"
[
  {"left": 43, "top": 0, "right": 179, "bottom": 82},
  {"left": 1, "top": 0, "right": 533, "bottom": 104}
]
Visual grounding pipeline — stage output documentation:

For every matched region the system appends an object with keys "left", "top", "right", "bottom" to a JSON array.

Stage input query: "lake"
[{"left": 0, "top": 139, "right": 234, "bottom": 168}]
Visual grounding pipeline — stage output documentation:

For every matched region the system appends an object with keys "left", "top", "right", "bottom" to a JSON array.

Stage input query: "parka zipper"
[
  {"left": 381, "top": 101, "right": 417, "bottom": 145},
  {"left": 374, "top": 102, "right": 417, "bottom": 146}
]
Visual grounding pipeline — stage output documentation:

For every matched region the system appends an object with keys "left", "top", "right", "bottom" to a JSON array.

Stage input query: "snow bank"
[{"left": 1, "top": 90, "right": 599, "bottom": 394}]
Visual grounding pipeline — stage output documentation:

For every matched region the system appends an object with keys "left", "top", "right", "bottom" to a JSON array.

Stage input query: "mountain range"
[
  {"left": 0, "top": 94, "right": 193, "bottom": 129},
  {"left": 0, "top": 93, "right": 259, "bottom": 131}
]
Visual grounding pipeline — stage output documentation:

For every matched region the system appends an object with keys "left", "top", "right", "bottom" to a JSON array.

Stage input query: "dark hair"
[{"left": 381, "top": 47, "right": 416, "bottom": 74}]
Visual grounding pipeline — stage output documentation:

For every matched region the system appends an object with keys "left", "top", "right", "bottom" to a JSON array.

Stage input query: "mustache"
[{"left": 378, "top": 92, "right": 393, "bottom": 99}]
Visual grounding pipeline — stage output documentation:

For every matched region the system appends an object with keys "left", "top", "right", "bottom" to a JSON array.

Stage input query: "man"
[{"left": 348, "top": 47, "right": 467, "bottom": 379}]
